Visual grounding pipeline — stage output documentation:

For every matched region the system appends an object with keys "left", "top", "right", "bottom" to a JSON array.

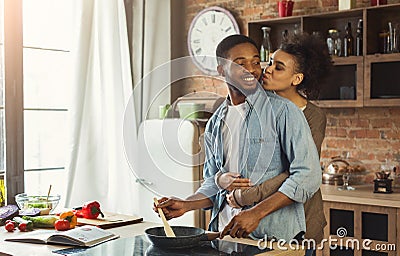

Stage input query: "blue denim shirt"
[{"left": 196, "top": 88, "right": 322, "bottom": 242}]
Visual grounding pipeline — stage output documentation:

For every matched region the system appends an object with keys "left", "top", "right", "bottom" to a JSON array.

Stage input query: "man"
[{"left": 155, "top": 34, "right": 321, "bottom": 242}]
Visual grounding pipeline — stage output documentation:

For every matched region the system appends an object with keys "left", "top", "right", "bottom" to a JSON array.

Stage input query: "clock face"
[{"left": 188, "top": 6, "right": 240, "bottom": 75}]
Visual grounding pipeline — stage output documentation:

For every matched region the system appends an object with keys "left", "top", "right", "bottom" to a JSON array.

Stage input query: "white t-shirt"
[{"left": 218, "top": 102, "right": 246, "bottom": 232}]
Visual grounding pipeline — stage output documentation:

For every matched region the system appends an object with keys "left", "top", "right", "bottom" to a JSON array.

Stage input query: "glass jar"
[
  {"left": 378, "top": 30, "right": 390, "bottom": 53},
  {"left": 260, "top": 27, "right": 272, "bottom": 63},
  {"left": 323, "top": 153, "right": 368, "bottom": 186},
  {"left": 327, "top": 29, "right": 342, "bottom": 56}
]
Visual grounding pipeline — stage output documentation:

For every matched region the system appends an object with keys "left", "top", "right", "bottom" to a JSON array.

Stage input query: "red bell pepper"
[
  {"left": 72, "top": 209, "right": 85, "bottom": 218},
  {"left": 81, "top": 201, "right": 104, "bottom": 219}
]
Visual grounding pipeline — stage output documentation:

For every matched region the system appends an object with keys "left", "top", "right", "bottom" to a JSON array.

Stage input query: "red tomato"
[
  {"left": 5, "top": 222, "right": 15, "bottom": 232},
  {"left": 18, "top": 222, "right": 27, "bottom": 232},
  {"left": 54, "top": 219, "right": 71, "bottom": 231}
]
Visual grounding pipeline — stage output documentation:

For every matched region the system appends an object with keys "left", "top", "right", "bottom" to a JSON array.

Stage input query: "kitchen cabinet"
[
  {"left": 248, "top": 3, "right": 400, "bottom": 108},
  {"left": 319, "top": 184, "right": 399, "bottom": 256}
]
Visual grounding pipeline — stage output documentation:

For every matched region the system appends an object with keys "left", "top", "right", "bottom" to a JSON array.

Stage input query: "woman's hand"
[
  {"left": 226, "top": 190, "right": 242, "bottom": 208},
  {"left": 218, "top": 172, "right": 252, "bottom": 191}
]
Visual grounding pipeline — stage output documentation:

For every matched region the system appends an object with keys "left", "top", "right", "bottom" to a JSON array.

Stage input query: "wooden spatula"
[{"left": 153, "top": 198, "right": 176, "bottom": 237}]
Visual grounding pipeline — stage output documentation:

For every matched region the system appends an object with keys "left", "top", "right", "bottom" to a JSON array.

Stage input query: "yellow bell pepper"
[{"left": 60, "top": 211, "right": 77, "bottom": 228}]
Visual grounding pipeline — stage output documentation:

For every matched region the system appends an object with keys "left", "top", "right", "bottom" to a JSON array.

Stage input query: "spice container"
[
  {"left": 378, "top": 30, "right": 390, "bottom": 53},
  {"left": 327, "top": 29, "right": 341, "bottom": 56}
]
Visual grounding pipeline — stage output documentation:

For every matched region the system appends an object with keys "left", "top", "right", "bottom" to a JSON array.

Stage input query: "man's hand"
[
  {"left": 220, "top": 208, "right": 262, "bottom": 238},
  {"left": 153, "top": 197, "right": 190, "bottom": 220},
  {"left": 221, "top": 191, "right": 294, "bottom": 238},
  {"left": 218, "top": 172, "right": 252, "bottom": 191}
]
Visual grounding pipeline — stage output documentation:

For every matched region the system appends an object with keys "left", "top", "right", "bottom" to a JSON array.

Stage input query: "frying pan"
[{"left": 145, "top": 226, "right": 220, "bottom": 249}]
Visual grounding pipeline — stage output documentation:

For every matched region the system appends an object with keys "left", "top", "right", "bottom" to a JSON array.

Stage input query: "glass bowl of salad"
[{"left": 15, "top": 193, "right": 61, "bottom": 213}]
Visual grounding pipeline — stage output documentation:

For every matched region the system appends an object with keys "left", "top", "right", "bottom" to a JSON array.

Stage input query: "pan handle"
[{"left": 203, "top": 231, "right": 220, "bottom": 241}]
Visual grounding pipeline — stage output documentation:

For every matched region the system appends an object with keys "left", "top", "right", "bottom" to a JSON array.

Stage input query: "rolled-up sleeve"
[
  {"left": 196, "top": 176, "right": 219, "bottom": 200},
  {"left": 277, "top": 104, "right": 322, "bottom": 203}
]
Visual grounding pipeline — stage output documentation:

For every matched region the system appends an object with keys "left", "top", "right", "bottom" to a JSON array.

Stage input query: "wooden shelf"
[
  {"left": 364, "top": 53, "right": 400, "bottom": 106},
  {"left": 248, "top": 3, "right": 400, "bottom": 108}
]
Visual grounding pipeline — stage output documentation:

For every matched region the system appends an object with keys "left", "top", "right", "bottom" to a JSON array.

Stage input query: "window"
[
  {"left": 2, "top": 0, "right": 72, "bottom": 206},
  {"left": 0, "top": 0, "right": 5, "bottom": 206},
  {"left": 23, "top": 0, "right": 72, "bottom": 204}
]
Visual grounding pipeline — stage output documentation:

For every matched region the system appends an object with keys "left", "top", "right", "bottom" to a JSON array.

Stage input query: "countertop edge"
[{"left": 320, "top": 184, "right": 400, "bottom": 208}]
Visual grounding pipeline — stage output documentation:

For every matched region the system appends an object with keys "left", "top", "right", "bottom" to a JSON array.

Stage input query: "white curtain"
[
  {"left": 64, "top": 0, "right": 140, "bottom": 214},
  {"left": 131, "top": 0, "right": 171, "bottom": 122}
]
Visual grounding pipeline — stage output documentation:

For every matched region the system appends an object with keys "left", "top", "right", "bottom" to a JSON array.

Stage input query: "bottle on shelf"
[
  {"left": 260, "top": 26, "right": 272, "bottom": 63},
  {"left": 388, "top": 22, "right": 393, "bottom": 53},
  {"left": 343, "top": 22, "right": 354, "bottom": 57},
  {"left": 356, "top": 19, "right": 363, "bottom": 56}
]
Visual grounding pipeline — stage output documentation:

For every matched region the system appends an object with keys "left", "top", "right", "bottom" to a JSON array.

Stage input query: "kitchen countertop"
[
  {"left": 0, "top": 221, "right": 304, "bottom": 256},
  {"left": 321, "top": 184, "right": 400, "bottom": 208}
]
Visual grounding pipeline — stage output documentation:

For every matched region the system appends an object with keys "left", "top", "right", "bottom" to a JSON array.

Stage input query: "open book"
[{"left": 5, "top": 225, "right": 119, "bottom": 247}]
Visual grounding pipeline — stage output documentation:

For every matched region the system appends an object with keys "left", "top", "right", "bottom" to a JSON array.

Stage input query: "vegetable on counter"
[
  {"left": 73, "top": 201, "right": 104, "bottom": 219},
  {"left": 0, "top": 205, "right": 19, "bottom": 225},
  {"left": 12, "top": 216, "right": 33, "bottom": 231},
  {"left": 19, "top": 208, "right": 41, "bottom": 217},
  {"left": 54, "top": 219, "right": 70, "bottom": 231},
  {"left": 5, "top": 222, "right": 15, "bottom": 232},
  {"left": 5, "top": 220, "right": 16, "bottom": 232},
  {"left": 59, "top": 211, "right": 77, "bottom": 228},
  {"left": 21, "top": 215, "right": 57, "bottom": 228}
]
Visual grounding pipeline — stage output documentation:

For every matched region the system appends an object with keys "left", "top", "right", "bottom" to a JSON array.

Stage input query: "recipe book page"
[{"left": 5, "top": 225, "right": 119, "bottom": 247}]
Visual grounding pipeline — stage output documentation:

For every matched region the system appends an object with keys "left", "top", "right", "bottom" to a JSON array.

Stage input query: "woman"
[{"left": 216, "top": 33, "right": 332, "bottom": 256}]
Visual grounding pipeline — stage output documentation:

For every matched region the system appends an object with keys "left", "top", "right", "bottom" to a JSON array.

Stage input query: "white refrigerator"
[{"left": 135, "top": 119, "right": 206, "bottom": 228}]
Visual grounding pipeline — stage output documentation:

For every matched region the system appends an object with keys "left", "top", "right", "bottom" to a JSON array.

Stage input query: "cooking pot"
[{"left": 145, "top": 226, "right": 220, "bottom": 249}]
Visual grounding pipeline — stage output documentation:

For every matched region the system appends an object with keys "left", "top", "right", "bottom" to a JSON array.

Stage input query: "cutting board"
[{"left": 77, "top": 212, "right": 143, "bottom": 229}]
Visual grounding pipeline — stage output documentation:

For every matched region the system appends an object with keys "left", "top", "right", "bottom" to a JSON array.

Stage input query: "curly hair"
[
  {"left": 280, "top": 33, "right": 333, "bottom": 99},
  {"left": 216, "top": 34, "right": 258, "bottom": 65}
]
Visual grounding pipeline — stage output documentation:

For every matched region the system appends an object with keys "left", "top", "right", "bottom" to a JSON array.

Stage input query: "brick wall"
[
  {"left": 174, "top": 0, "right": 400, "bottom": 173},
  {"left": 323, "top": 108, "right": 400, "bottom": 172}
]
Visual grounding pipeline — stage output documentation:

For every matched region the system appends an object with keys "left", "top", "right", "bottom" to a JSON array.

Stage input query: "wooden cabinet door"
[{"left": 321, "top": 201, "right": 397, "bottom": 256}]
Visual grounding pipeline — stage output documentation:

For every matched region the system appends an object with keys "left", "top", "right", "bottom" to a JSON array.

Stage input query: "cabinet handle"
[{"left": 135, "top": 178, "right": 153, "bottom": 186}]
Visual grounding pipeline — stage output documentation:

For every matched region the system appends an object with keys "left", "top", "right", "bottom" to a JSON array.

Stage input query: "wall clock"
[{"left": 188, "top": 6, "right": 240, "bottom": 76}]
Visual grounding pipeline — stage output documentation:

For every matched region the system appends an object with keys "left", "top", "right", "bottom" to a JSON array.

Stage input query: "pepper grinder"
[{"left": 374, "top": 162, "right": 393, "bottom": 193}]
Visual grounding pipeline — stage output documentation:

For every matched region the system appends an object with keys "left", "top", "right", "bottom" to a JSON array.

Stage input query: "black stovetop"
[{"left": 53, "top": 235, "right": 272, "bottom": 256}]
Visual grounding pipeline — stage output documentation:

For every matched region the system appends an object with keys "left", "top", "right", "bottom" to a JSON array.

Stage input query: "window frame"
[{"left": 4, "top": 0, "right": 24, "bottom": 204}]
